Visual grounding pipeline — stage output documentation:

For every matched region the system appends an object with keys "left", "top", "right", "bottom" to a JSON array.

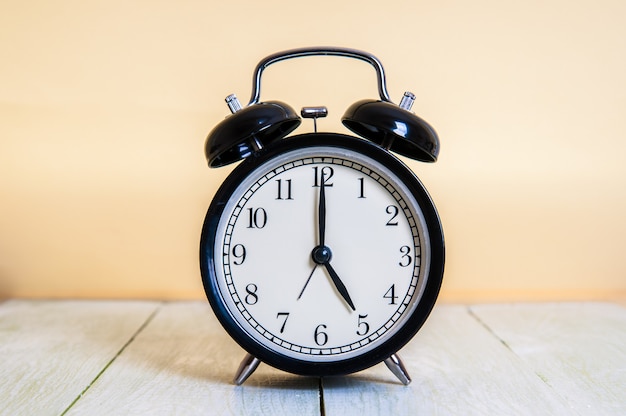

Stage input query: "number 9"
[{"left": 232, "top": 244, "right": 247, "bottom": 265}]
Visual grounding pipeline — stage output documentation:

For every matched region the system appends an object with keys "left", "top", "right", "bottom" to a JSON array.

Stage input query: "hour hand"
[{"left": 323, "top": 261, "right": 356, "bottom": 311}]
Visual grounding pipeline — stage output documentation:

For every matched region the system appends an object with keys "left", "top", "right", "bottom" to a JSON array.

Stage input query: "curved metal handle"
[{"left": 246, "top": 47, "right": 392, "bottom": 106}]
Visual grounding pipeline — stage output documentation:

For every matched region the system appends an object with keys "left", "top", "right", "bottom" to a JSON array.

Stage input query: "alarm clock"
[{"left": 199, "top": 47, "right": 444, "bottom": 385}]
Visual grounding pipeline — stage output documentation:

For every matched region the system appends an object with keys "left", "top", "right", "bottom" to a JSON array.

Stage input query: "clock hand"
[
  {"left": 305, "top": 247, "right": 356, "bottom": 311},
  {"left": 323, "top": 261, "right": 356, "bottom": 311},
  {"left": 318, "top": 174, "right": 326, "bottom": 246},
  {"left": 298, "top": 172, "right": 328, "bottom": 301},
  {"left": 297, "top": 264, "right": 317, "bottom": 300}
]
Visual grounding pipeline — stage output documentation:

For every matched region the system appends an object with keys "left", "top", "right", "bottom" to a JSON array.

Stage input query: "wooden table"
[{"left": 1, "top": 300, "right": 624, "bottom": 415}]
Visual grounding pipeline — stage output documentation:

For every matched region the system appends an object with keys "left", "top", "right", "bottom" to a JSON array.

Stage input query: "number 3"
[{"left": 399, "top": 245, "right": 412, "bottom": 267}]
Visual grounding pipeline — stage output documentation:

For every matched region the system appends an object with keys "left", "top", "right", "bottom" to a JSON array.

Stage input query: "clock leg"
[
  {"left": 233, "top": 353, "right": 261, "bottom": 385},
  {"left": 384, "top": 353, "right": 411, "bottom": 385}
]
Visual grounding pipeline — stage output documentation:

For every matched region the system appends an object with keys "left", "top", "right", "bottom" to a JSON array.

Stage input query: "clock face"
[{"left": 201, "top": 133, "right": 443, "bottom": 376}]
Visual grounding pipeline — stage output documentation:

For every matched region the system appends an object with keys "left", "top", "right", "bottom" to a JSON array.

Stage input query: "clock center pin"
[{"left": 311, "top": 245, "right": 332, "bottom": 264}]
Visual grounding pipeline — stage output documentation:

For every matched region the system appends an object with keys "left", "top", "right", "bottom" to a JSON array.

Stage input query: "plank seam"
[
  {"left": 319, "top": 377, "right": 326, "bottom": 416},
  {"left": 58, "top": 302, "right": 164, "bottom": 416},
  {"left": 466, "top": 305, "right": 585, "bottom": 415},
  {"left": 466, "top": 306, "right": 513, "bottom": 351}
]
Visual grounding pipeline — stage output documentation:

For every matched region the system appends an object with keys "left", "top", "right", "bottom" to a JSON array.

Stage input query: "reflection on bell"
[{"left": 342, "top": 99, "right": 440, "bottom": 162}]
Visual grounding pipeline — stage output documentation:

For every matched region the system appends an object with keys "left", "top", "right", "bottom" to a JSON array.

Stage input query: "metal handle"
[{"left": 246, "top": 47, "right": 392, "bottom": 106}]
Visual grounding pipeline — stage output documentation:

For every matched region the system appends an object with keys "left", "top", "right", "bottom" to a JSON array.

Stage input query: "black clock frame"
[{"left": 199, "top": 132, "right": 445, "bottom": 377}]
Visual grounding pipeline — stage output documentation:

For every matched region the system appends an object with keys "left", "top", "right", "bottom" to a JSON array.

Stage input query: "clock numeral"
[
  {"left": 385, "top": 205, "right": 399, "bottom": 226},
  {"left": 244, "top": 283, "right": 258, "bottom": 305},
  {"left": 312, "top": 166, "right": 334, "bottom": 187},
  {"left": 399, "top": 245, "right": 412, "bottom": 267},
  {"left": 314, "top": 324, "right": 328, "bottom": 346},
  {"left": 247, "top": 207, "right": 267, "bottom": 229},
  {"left": 276, "top": 312, "right": 290, "bottom": 333},
  {"left": 275, "top": 179, "right": 293, "bottom": 200},
  {"left": 232, "top": 244, "right": 247, "bottom": 265},
  {"left": 358, "top": 177, "right": 366, "bottom": 198},
  {"left": 356, "top": 314, "right": 370, "bottom": 336},
  {"left": 383, "top": 284, "right": 398, "bottom": 305}
]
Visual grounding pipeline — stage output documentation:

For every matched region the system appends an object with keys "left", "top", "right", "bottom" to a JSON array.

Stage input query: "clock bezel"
[{"left": 200, "top": 133, "right": 444, "bottom": 377}]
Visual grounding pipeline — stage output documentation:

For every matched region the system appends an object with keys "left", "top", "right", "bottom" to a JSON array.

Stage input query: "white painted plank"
[
  {"left": 470, "top": 302, "right": 626, "bottom": 415},
  {"left": 322, "top": 305, "right": 572, "bottom": 415},
  {"left": 64, "top": 301, "right": 321, "bottom": 416},
  {"left": 0, "top": 300, "right": 159, "bottom": 416}
]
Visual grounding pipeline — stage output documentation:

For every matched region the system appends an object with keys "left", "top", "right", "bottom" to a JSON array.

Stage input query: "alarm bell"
[
  {"left": 205, "top": 99, "right": 300, "bottom": 168},
  {"left": 204, "top": 47, "right": 439, "bottom": 167},
  {"left": 342, "top": 97, "right": 439, "bottom": 162}
]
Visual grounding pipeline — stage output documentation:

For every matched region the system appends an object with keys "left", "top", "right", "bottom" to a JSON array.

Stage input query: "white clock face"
[{"left": 213, "top": 145, "right": 431, "bottom": 362}]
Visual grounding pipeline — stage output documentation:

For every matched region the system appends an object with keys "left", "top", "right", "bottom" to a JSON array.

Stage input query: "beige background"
[{"left": 1, "top": 0, "right": 625, "bottom": 301}]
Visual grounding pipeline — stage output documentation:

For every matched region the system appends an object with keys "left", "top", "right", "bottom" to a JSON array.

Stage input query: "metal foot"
[
  {"left": 384, "top": 353, "right": 411, "bottom": 385},
  {"left": 233, "top": 353, "right": 261, "bottom": 385}
]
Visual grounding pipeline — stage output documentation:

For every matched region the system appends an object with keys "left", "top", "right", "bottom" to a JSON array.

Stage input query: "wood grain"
[
  {"left": 322, "top": 305, "right": 573, "bottom": 415},
  {"left": 63, "top": 301, "right": 321, "bottom": 416},
  {"left": 0, "top": 300, "right": 159, "bottom": 416},
  {"left": 3, "top": 301, "right": 625, "bottom": 415},
  {"left": 470, "top": 302, "right": 626, "bottom": 415}
]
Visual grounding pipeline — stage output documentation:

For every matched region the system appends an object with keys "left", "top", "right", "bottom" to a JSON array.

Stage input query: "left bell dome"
[{"left": 205, "top": 101, "right": 301, "bottom": 168}]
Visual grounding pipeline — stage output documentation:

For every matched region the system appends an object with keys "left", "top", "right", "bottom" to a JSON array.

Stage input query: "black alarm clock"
[{"left": 199, "top": 47, "right": 444, "bottom": 385}]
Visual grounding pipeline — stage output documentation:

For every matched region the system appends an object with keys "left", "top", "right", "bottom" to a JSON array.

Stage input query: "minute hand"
[
  {"left": 323, "top": 261, "right": 356, "bottom": 311},
  {"left": 318, "top": 176, "right": 326, "bottom": 246}
]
